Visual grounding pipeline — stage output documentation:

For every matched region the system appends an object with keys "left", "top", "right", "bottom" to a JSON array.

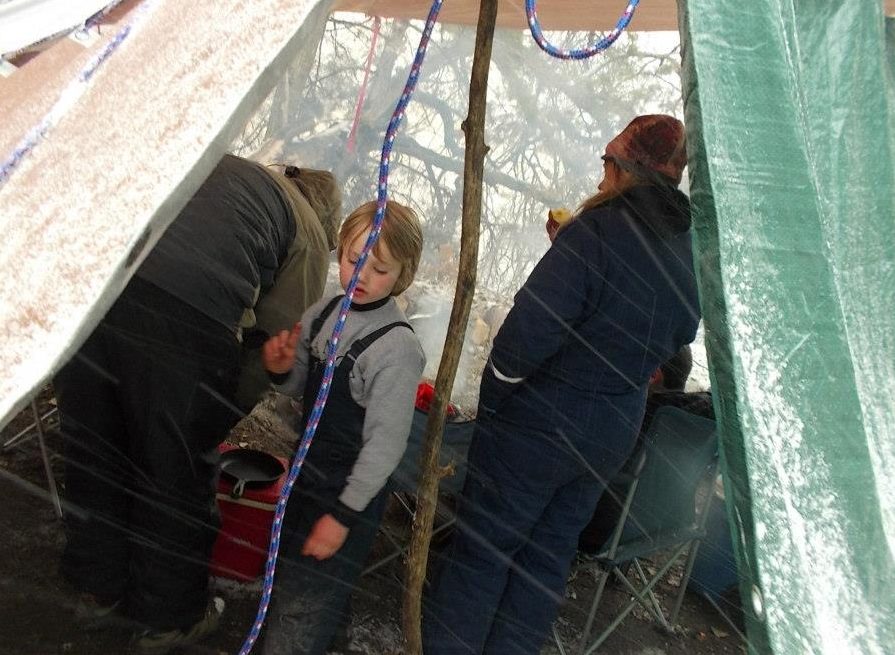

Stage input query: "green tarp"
[{"left": 679, "top": 1, "right": 895, "bottom": 653}]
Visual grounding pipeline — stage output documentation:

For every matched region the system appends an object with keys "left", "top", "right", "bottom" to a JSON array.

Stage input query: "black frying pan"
[{"left": 219, "top": 448, "right": 285, "bottom": 499}]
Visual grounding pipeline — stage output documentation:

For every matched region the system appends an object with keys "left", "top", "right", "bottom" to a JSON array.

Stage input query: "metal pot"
[{"left": 219, "top": 448, "right": 285, "bottom": 499}]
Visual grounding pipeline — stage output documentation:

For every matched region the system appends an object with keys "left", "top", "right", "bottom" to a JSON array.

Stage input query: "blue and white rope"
[
  {"left": 525, "top": 0, "right": 640, "bottom": 60},
  {"left": 237, "top": 2, "right": 444, "bottom": 652}
]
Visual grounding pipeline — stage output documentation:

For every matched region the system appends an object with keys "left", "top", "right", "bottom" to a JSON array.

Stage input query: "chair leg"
[
  {"left": 361, "top": 517, "right": 455, "bottom": 577},
  {"left": 392, "top": 490, "right": 416, "bottom": 516},
  {"left": 669, "top": 464, "right": 720, "bottom": 625},
  {"left": 583, "top": 587, "right": 633, "bottom": 655},
  {"left": 700, "top": 591, "right": 749, "bottom": 643},
  {"left": 2, "top": 401, "right": 62, "bottom": 518},
  {"left": 633, "top": 559, "right": 671, "bottom": 630},
  {"left": 583, "top": 546, "right": 690, "bottom": 655},
  {"left": 578, "top": 565, "right": 612, "bottom": 655},
  {"left": 669, "top": 538, "right": 702, "bottom": 625},
  {"left": 551, "top": 623, "right": 569, "bottom": 655},
  {"left": 2, "top": 406, "right": 57, "bottom": 449},
  {"left": 32, "top": 399, "right": 63, "bottom": 518}
]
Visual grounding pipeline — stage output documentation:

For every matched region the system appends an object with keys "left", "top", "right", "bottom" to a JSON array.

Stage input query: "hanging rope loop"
[{"left": 525, "top": 0, "right": 640, "bottom": 60}]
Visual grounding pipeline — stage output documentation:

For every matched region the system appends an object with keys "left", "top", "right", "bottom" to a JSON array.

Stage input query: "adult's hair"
[
  {"left": 260, "top": 163, "right": 343, "bottom": 251},
  {"left": 337, "top": 200, "right": 424, "bottom": 296},
  {"left": 286, "top": 168, "right": 342, "bottom": 250},
  {"left": 660, "top": 344, "right": 693, "bottom": 391},
  {"left": 575, "top": 158, "right": 642, "bottom": 216}
]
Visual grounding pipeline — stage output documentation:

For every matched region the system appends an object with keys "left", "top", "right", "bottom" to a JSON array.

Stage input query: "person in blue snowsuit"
[{"left": 423, "top": 114, "right": 701, "bottom": 654}]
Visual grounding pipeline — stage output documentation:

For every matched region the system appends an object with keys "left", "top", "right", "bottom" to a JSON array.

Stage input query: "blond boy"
[{"left": 261, "top": 200, "right": 425, "bottom": 655}]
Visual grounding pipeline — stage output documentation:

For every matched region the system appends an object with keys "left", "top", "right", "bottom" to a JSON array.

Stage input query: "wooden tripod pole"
[{"left": 400, "top": 1, "right": 498, "bottom": 652}]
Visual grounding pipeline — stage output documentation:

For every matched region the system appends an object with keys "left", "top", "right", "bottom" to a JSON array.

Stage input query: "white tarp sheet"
[{"left": 0, "top": 0, "right": 333, "bottom": 426}]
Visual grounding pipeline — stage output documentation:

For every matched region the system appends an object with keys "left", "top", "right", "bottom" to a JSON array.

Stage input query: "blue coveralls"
[
  {"left": 262, "top": 297, "right": 410, "bottom": 655},
  {"left": 424, "top": 185, "right": 701, "bottom": 653}
]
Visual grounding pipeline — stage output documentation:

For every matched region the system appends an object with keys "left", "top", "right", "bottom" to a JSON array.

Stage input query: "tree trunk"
[{"left": 400, "top": 1, "right": 498, "bottom": 653}]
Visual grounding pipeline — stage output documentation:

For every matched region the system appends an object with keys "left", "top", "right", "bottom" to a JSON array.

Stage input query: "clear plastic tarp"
[
  {"left": 2, "top": 1, "right": 894, "bottom": 653},
  {"left": 229, "top": 13, "right": 698, "bottom": 407}
]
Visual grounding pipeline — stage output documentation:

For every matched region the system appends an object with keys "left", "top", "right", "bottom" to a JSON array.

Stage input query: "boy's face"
[{"left": 339, "top": 227, "right": 402, "bottom": 305}]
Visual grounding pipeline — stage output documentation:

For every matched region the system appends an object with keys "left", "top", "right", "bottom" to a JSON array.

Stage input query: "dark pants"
[
  {"left": 423, "top": 393, "right": 641, "bottom": 654},
  {"left": 55, "top": 277, "right": 241, "bottom": 629},
  {"left": 261, "top": 485, "right": 388, "bottom": 655}
]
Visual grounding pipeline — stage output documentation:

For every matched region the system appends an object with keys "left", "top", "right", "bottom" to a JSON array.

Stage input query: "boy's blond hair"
[{"left": 337, "top": 200, "right": 423, "bottom": 296}]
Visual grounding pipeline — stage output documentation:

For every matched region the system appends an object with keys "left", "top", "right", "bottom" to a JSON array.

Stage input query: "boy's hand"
[
  {"left": 262, "top": 322, "right": 301, "bottom": 374},
  {"left": 302, "top": 513, "right": 349, "bottom": 560}
]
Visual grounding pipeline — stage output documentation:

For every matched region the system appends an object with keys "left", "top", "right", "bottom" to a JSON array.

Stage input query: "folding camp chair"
[
  {"left": 362, "top": 408, "right": 475, "bottom": 576},
  {"left": 556, "top": 405, "right": 719, "bottom": 655}
]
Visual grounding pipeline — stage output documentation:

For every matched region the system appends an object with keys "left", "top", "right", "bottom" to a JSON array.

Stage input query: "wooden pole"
[{"left": 400, "top": 0, "right": 498, "bottom": 652}]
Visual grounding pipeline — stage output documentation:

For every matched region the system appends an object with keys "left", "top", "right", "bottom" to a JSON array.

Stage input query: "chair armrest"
[
  {"left": 612, "top": 447, "right": 647, "bottom": 485},
  {"left": 628, "top": 446, "right": 647, "bottom": 478}
]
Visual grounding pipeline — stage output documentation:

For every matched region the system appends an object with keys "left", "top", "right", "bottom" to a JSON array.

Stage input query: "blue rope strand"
[
  {"left": 0, "top": 0, "right": 153, "bottom": 188},
  {"left": 525, "top": 0, "right": 640, "bottom": 60},
  {"left": 237, "top": 3, "right": 444, "bottom": 652}
]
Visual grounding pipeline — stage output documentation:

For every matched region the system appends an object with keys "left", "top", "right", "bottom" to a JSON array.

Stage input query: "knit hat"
[{"left": 604, "top": 114, "right": 687, "bottom": 186}]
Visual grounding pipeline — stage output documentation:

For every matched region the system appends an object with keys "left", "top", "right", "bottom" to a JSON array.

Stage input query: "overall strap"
[
  {"left": 309, "top": 295, "right": 343, "bottom": 342},
  {"left": 346, "top": 321, "right": 413, "bottom": 364}
]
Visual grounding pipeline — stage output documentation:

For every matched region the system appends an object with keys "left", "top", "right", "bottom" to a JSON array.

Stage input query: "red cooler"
[{"left": 210, "top": 446, "right": 289, "bottom": 582}]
